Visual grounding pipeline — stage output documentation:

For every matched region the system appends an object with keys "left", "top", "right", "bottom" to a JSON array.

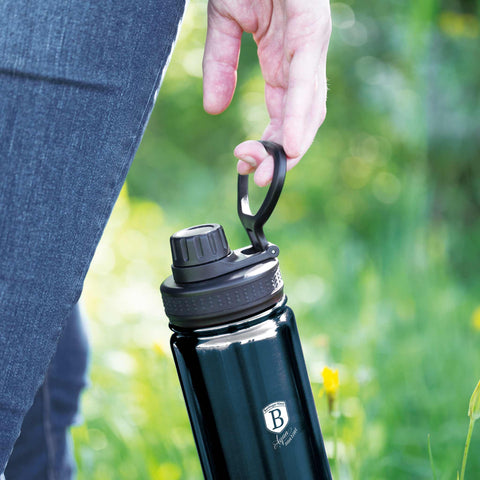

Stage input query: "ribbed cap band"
[
  {"left": 161, "top": 223, "right": 284, "bottom": 329},
  {"left": 161, "top": 259, "right": 283, "bottom": 329}
]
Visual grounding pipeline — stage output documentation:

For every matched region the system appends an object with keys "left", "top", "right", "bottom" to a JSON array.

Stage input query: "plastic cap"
[{"left": 170, "top": 224, "right": 230, "bottom": 268}]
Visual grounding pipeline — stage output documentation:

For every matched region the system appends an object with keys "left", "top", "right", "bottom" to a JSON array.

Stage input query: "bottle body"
[{"left": 170, "top": 300, "right": 332, "bottom": 480}]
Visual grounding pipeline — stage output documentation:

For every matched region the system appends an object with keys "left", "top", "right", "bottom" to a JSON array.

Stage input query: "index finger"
[
  {"left": 203, "top": 5, "right": 243, "bottom": 115},
  {"left": 282, "top": 46, "right": 327, "bottom": 159}
]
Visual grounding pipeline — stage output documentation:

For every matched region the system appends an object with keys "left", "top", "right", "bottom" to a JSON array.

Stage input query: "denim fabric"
[
  {"left": 4, "top": 305, "right": 89, "bottom": 479},
  {"left": 0, "top": 0, "right": 186, "bottom": 477}
]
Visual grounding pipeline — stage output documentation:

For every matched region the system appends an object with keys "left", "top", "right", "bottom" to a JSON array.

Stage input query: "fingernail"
[{"left": 236, "top": 155, "right": 257, "bottom": 167}]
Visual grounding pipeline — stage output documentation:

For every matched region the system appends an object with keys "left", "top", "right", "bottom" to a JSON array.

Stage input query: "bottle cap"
[
  {"left": 170, "top": 224, "right": 230, "bottom": 267},
  {"left": 160, "top": 142, "right": 287, "bottom": 329}
]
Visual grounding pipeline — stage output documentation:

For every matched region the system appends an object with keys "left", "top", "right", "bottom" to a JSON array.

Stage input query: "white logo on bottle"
[{"left": 263, "top": 401, "right": 289, "bottom": 434}]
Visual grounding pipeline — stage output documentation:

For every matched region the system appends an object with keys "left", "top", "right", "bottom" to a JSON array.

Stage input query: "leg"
[
  {"left": 5, "top": 304, "right": 89, "bottom": 479},
  {"left": 0, "top": 0, "right": 186, "bottom": 474}
]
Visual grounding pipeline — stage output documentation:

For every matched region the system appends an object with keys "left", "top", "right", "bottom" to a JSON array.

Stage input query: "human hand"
[{"left": 203, "top": 0, "right": 331, "bottom": 186}]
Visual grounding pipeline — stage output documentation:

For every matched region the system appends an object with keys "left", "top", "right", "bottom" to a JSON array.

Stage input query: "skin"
[{"left": 203, "top": 0, "right": 332, "bottom": 186}]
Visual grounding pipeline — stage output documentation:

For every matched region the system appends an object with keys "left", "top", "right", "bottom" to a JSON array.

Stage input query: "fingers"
[
  {"left": 206, "top": 0, "right": 331, "bottom": 186},
  {"left": 234, "top": 83, "right": 286, "bottom": 186},
  {"left": 235, "top": 51, "right": 327, "bottom": 187},
  {"left": 257, "top": 1, "right": 330, "bottom": 158},
  {"left": 257, "top": 54, "right": 327, "bottom": 164},
  {"left": 252, "top": 151, "right": 302, "bottom": 187},
  {"left": 282, "top": 48, "right": 327, "bottom": 159},
  {"left": 203, "top": 4, "right": 243, "bottom": 114},
  {"left": 234, "top": 140, "right": 301, "bottom": 187},
  {"left": 234, "top": 140, "right": 269, "bottom": 178},
  {"left": 262, "top": 83, "right": 287, "bottom": 144},
  {"left": 235, "top": 15, "right": 330, "bottom": 185}
]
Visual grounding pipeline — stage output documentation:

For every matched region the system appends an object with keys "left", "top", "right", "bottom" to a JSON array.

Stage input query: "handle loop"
[{"left": 237, "top": 141, "right": 287, "bottom": 251}]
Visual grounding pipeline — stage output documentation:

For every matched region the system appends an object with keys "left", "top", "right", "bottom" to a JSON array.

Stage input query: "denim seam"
[{"left": 42, "top": 380, "right": 56, "bottom": 480}]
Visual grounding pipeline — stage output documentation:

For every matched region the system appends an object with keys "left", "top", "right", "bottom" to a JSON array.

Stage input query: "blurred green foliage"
[{"left": 73, "top": 0, "right": 480, "bottom": 478}]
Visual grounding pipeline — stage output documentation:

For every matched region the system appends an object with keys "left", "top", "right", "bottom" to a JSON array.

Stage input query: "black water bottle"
[{"left": 160, "top": 142, "right": 332, "bottom": 480}]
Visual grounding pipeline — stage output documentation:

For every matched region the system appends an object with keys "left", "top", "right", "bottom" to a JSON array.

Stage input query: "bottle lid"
[
  {"left": 170, "top": 224, "right": 230, "bottom": 268},
  {"left": 160, "top": 142, "right": 287, "bottom": 329}
]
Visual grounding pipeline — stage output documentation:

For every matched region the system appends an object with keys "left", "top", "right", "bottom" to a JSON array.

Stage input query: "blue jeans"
[
  {"left": 4, "top": 306, "right": 89, "bottom": 479},
  {"left": 0, "top": 0, "right": 186, "bottom": 477}
]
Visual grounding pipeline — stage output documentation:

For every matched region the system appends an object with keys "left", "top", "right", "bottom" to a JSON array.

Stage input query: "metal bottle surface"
[
  {"left": 170, "top": 300, "right": 332, "bottom": 480},
  {"left": 161, "top": 142, "right": 332, "bottom": 479}
]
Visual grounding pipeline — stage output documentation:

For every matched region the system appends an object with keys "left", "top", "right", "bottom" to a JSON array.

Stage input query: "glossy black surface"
[{"left": 171, "top": 303, "right": 332, "bottom": 480}]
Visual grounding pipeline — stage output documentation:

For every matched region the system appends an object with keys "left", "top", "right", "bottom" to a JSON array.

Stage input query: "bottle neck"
[{"left": 169, "top": 296, "right": 288, "bottom": 336}]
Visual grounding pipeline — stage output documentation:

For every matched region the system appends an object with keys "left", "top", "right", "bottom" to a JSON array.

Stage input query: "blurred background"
[{"left": 73, "top": 0, "right": 480, "bottom": 478}]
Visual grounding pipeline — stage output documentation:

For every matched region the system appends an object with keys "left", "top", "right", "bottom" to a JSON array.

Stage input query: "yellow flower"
[
  {"left": 471, "top": 307, "right": 480, "bottom": 331},
  {"left": 321, "top": 366, "right": 339, "bottom": 415},
  {"left": 468, "top": 380, "right": 480, "bottom": 421},
  {"left": 322, "top": 366, "right": 339, "bottom": 397}
]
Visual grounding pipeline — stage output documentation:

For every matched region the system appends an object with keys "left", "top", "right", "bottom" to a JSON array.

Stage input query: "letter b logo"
[{"left": 263, "top": 401, "right": 289, "bottom": 433}]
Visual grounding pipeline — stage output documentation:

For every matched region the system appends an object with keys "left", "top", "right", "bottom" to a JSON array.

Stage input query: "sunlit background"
[{"left": 73, "top": 1, "right": 480, "bottom": 478}]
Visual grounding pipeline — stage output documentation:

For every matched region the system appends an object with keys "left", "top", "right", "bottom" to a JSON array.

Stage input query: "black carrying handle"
[{"left": 237, "top": 141, "right": 287, "bottom": 252}]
